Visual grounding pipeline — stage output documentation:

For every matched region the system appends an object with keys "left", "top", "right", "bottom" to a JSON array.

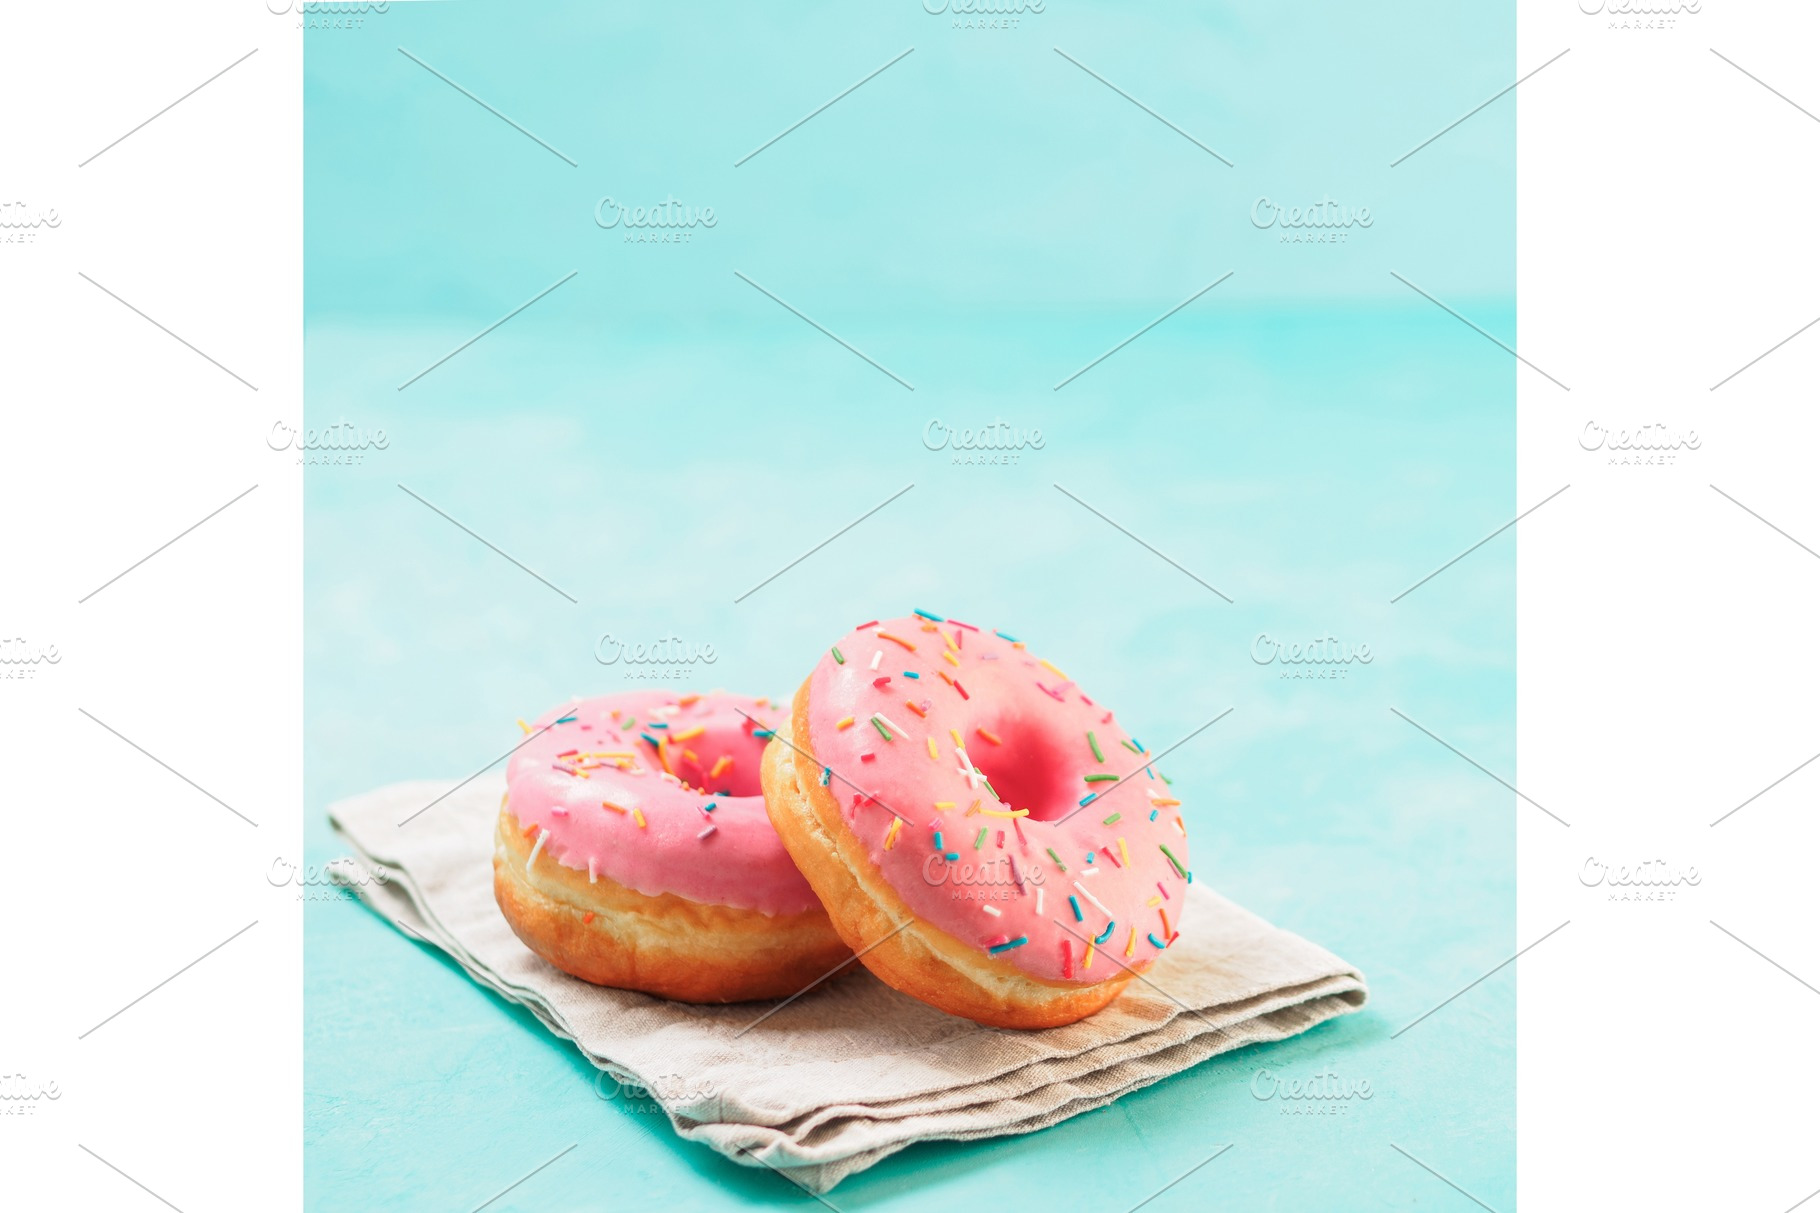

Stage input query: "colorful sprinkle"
[
  {"left": 600, "top": 801, "right": 626, "bottom": 814},
  {"left": 973, "top": 826, "right": 987, "bottom": 849},
  {"left": 1125, "top": 927, "right": 1137, "bottom": 958},
  {"left": 913, "top": 608, "right": 944, "bottom": 621},
  {"left": 1083, "top": 774, "right": 1120, "bottom": 783},
  {"left": 927, "top": 737, "right": 939, "bottom": 761},
  {"left": 837, "top": 716, "right": 855, "bottom": 730},
  {"left": 1102, "top": 812, "right": 1122, "bottom": 825},
  {"left": 983, "top": 904, "right": 1002, "bottom": 917},
  {"left": 527, "top": 829, "right": 549, "bottom": 869},
  {"left": 1078, "top": 793, "right": 1097, "bottom": 807},
  {"left": 884, "top": 818, "right": 902, "bottom": 849},
  {"left": 1083, "top": 940, "right": 1096, "bottom": 969},
  {"left": 517, "top": 718, "right": 531, "bottom": 734},
  {"left": 632, "top": 809, "right": 646, "bottom": 829},
  {"left": 1157, "top": 881, "right": 1170, "bottom": 900},
  {"left": 905, "top": 700, "right": 928, "bottom": 718},
  {"left": 1093, "top": 920, "right": 1116, "bottom": 945},
  {"left": 903, "top": 670, "right": 920, "bottom": 679},
  {"left": 820, "top": 767, "right": 832, "bottom": 786},
  {"left": 697, "top": 824, "right": 717, "bottom": 840},
  {"left": 831, "top": 646, "right": 845, "bottom": 664},
  {"left": 1148, "top": 932, "right": 1167, "bottom": 949},
  {"left": 942, "top": 649, "right": 960, "bottom": 667},
  {"left": 1069, "top": 895, "right": 1084, "bottom": 921},
  {"left": 671, "top": 725, "right": 705, "bottom": 743},
  {"left": 1160, "top": 844, "right": 1188, "bottom": 878},
  {"left": 1118, "top": 837, "right": 1131, "bottom": 867},
  {"left": 975, "top": 727, "right": 1003, "bottom": 746},
  {"left": 877, "top": 631, "right": 916, "bottom": 651},
  {"left": 1074, "top": 881, "right": 1112, "bottom": 918},
  {"left": 709, "top": 755, "right": 733, "bottom": 780},
  {"left": 1088, "top": 731, "right": 1105, "bottom": 763},
  {"left": 994, "top": 630, "right": 1018, "bottom": 642},
  {"left": 1061, "top": 941, "right": 1074, "bottom": 978},
  {"left": 1046, "top": 847, "right": 1067, "bottom": 871},
  {"left": 871, "top": 716, "right": 893, "bottom": 740},
  {"left": 988, "top": 936, "right": 1028, "bottom": 955}
]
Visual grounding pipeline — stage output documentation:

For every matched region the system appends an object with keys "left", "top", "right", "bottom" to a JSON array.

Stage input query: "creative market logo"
[
  {"left": 1580, "top": 857, "right": 1701, "bottom": 902},
  {"left": 0, "top": 637, "right": 61, "bottom": 682},
  {"left": 1251, "top": 1066, "right": 1373, "bottom": 1115},
  {"left": 594, "top": 633, "right": 718, "bottom": 681},
  {"left": 923, "top": 0, "right": 1044, "bottom": 31},
  {"left": 268, "top": 856, "right": 391, "bottom": 903},
  {"left": 593, "top": 1071, "right": 723, "bottom": 1116},
  {"left": 595, "top": 195, "right": 717, "bottom": 245},
  {"left": 0, "top": 200, "right": 62, "bottom": 246},
  {"left": 268, "top": 419, "right": 389, "bottom": 467},
  {"left": 1251, "top": 196, "right": 1372, "bottom": 245},
  {"left": 266, "top": 0, "right": 390, "bottom": 31},
  {"left": 0, "top": 1072, "right": 62, "bottom": 1118},
  {"left": 1579, "top": 421, "right": 1699, "bottom": 467},
  {"left": 1579, "top": 0, "right": 1698, "bottom": 30},
  {"left": 1251, "top": 633, "right": 1373, "bottom": 680},
  {"left": 922, "top": 853, "right": 1048, "bottom": 901},
  {"left": 922, "top": 418, "right": 1044, "bottom": 467}
]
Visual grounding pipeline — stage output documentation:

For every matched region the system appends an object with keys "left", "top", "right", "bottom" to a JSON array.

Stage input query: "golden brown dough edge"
[
  {"left": 759, "top": 677, "right": 1133, "bottom": 1029},
  {"left": 492, "top": 809, "right": 851, "bottom": 1004}
]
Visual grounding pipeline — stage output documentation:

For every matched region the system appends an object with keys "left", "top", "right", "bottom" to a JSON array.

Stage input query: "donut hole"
[
  {"left": 664, "top": 725, "right": 766, "bottom": 798},
  {"left": 966, "top": 710, "right": 1077, "bottom": 822}
]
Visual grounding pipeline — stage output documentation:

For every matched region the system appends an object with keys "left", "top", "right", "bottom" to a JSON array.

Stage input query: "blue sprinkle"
[
  {"left": 987, "top": 936, "right": 1028, "bottom": 955},
  {"left": 647, "top": 721, "right": 669, "bottom": 729},
  {"left": 1078, "top": 793, "right": 1097, "bottom": 807},
  {"left": 1149, "top": 809, "right": 1159, "bottom": 821},
  {"left": 640, "top": 733, "right": 661, "bottom": 748},
  {"left": 702, "top": 802, "right": 717, "bottom": 813},
  {"left": 913, "top": 608, "right": 945, "bottom": 621},
  {"left": 555, "top": 714, "right": 578, "bottom": 724},
  {"left": 753, "top": 729, "right": 775, "bottom": 740},
  {"left": 944, "top": 851, "right": 960, "bottom": 861},
  {"left": 903, "top": 671, "right": 920, "bottom": 679},
  {"left": 1093, "top": 921, "right": 1116, "bottom": 945},
  {"left": 1148, "top": 933, "right": 1168, "bottom": 949},
  {"left": 932, "top": 831, "right": 944, "bottom": 850},
  {"left": 1084, "top": 852, "right": 1095, "bottom": 864},
  {"left": 820, "top": 767, "right": 832, "bottom": 786},
  {"left": 1069, "top": 895, "right": 1083, "bottom": 922},
  {"left": 994, "top": 630, "right": 1018, "bottom": 642}
]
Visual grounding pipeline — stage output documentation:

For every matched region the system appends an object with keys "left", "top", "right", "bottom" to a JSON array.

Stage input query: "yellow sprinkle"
[
  {"left": 1083, "top": 940, "right": 1095, "bottom": 969},
  {"left": 934, "top": 801, "right": 956, "bottom": 809},
  {"left": 1039, "top": 658, "right": 1068, "bottom": 679},
  {"left": 600, "top": 801, "right": 627, "bottom": 814},
  {"left": 709, "top": 755, "right": 733, "bottom": 779},
  {"left": 516, "top": 718, "right": 533, "bottom": 735},
  {"left": 949, "top": 728, "right": 963, "bottom": 747},
  {"left": 942, "top": 649, "right": 960, "bottom": 667},
  {"left": 1124, "top": 927, "right": 1136, "bottom": 958},
  {"left": 979, "top": 807, "right": 1029, "bottom": 818},
  {"left": 1117, "top": 837, "right": 1130, "bottom": 867},
  {"left": 837, "top": 716, "right": 855, "bottom": 730},
  {"left": 943, "top": 629, "right": 960, "bottom": 652},
  {"left": 632, "top": 808, "right": 646, "bottom": 829},
  {"left": 884, "top": 817, "right": 902, "bottom": 849},
  {"left": 1148, "top": 896, "right": 1162, "bottom": 906},
  {"left": 671, "top": 725, "right": 705, "bottom": 742},
  {"left": 927, "top": 737, "right": 939, "bottom": 761}
]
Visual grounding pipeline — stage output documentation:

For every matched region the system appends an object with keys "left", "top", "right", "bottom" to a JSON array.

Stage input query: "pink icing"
[
  {"left": 805, "top": 613, "right": 1192, "bottom": 984},
  {"left": 503, "top": 690, "right": 818, "bottom": 916}
]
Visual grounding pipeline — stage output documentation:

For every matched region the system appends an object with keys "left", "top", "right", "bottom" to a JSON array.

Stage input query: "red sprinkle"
[
  {"left": 861, "top": 752, "right": 877, "bottom": 763},
  {"left": 953, "top": 680, "right": 970, "bottom": 700},
  {"left": 855, "top": 620, "right": 879, "bottom": 629},
  {"left": 872, "top": 677, "right": 891, "bottom": 688},
  {"left": 1061, "top": 941, "right": 1074, "bottom": 978},
  {"left": 947, "top": 618, "right": 980, "bottom": 631}
]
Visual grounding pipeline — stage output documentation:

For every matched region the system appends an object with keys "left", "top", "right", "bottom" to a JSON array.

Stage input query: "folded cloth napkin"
[{"left": 330, "top": 778, "right": 1368, "bottom": 1193}]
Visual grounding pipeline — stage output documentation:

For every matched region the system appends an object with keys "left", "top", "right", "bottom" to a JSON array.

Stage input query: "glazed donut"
[
  {"left": 493, "top": 690, "right": 849, "bottom": 1003},
  {"left": 761, "top": 612, "right": 1192, "bottom": 1028}
]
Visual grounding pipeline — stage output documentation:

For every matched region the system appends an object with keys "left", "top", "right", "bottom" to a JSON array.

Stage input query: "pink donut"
[
  {"left": 492, "top": 690, "right": 849, "bottom": 1002},
  {"left": 761, "top": 612, "right": 1192, "bottom": 1027}
]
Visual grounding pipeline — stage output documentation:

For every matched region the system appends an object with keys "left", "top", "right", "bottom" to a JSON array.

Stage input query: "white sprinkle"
[
  {"left": 874, "top": 712, "right": 908, "bottom": 738},
  {"left": 1073, "top": 880, "right": 1112, "bottom": 918},
  {"left": 870, "top": 650, "right": 883, "bottom": 671},
  {"left": 1035, "top": 887, "right": 1045, "bottom": 914},
  {"left": 587, "top": 858, "right": 597, "bottom": 884},
  {"left": 697, "top": 824, "right": 717, "bottom": 840},
  {"left": 982, "top": 905, "right": 1002, "bottom": 917},
  {"left": 527, "top": 829, "right": 549, "bottom": 871},
  {"left": 1080, "top": 866, "right": 1100, "bottom": 877}
]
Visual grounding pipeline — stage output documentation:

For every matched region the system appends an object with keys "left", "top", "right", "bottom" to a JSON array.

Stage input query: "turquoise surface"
[{"left": 304, "top": 3, "right": 1516, "bottom": 1208}]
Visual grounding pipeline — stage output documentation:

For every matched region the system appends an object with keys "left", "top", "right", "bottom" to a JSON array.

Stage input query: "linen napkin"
[{"left": 329, "top": 777, "right": 1368, "bottom": 1193}]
